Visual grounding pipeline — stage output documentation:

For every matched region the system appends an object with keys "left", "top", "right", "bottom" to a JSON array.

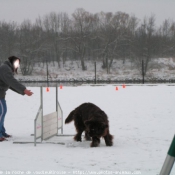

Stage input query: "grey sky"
[{"left": 0, "top": 0, "right": 175, "bottom": 26}]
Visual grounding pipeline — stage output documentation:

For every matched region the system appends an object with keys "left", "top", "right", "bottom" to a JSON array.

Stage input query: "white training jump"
[{"left": 13, "top": 86, "right": 64, "bottom": 146}]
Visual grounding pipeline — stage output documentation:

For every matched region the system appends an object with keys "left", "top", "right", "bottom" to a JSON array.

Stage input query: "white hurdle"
[{"left": 34, "top": 86, "right": 63, "bottom": 146}]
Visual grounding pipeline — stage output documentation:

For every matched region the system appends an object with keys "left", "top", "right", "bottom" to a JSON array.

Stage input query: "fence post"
[
  {"left": 160, "top": 135, "right": 175, "bottom": 175},
  {"left": 142, "top": 60, "right": 145, "bottom": 84},
  {"left": 94, "top": 62, "right": 96, "bottom": 84},
  {"left": 56, "top": 84, "right": 58, "bottom": 135},
  {"left": 46, "top": 61, "right": 49, "bottom": 87}
]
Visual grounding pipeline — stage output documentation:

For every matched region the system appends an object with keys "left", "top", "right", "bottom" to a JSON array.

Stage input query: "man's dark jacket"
[{"left": 0, "top": 60, "right": 26, "bottom": 99}]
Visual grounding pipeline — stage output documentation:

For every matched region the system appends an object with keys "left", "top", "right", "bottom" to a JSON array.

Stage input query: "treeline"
[{"left": 0, "top": 8, "right": 175, "bottom": 75}]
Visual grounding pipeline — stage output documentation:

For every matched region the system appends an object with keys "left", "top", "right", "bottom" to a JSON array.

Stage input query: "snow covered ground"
[
  {"left": 16, "top": 58, "right": 175, "bottom": 82},
  {"left": 1, "top": 84, "right": 175, "bottom": 175}
]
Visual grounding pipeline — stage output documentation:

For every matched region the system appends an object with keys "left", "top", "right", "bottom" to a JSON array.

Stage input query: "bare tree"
[
  {"left": 0, "top": 21, "right": 18, "bottom": 63},
  {"left": 95, "top": 11, "right": 131, "bottom": 73},
  {"left": 134, "top": 15, "right": 157, "bottom": 75},
  {"left": 17, "top": 20, "right": 42, "bottom": 75},
  {"left": 66, "top": 8, "right": 95, "bottom": 70},
  {"left": 158, "top": 19, "right": 175, "bottom": 57}
]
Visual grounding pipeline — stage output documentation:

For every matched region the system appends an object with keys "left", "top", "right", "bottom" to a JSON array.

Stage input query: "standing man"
[{"left": 0, "top": 56, "right": 33, "bottom": 142}]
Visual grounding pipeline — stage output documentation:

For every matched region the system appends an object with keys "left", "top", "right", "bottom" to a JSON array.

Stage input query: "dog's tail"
[{"left": 65, "top": 110, "right": 75, "bottom": 124}]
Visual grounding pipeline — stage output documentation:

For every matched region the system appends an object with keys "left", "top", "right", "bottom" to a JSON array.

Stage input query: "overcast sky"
[{"left": 0, "top": 0, "right": 175, "bottom": 27}]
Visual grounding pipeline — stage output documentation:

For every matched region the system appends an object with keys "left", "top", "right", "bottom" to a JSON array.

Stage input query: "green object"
[
  {"left": 168, "top": 135, "right": 175, "bottom": 157},
  {"left": 160, "top": 135, "right": 175, "bottom": 175}
]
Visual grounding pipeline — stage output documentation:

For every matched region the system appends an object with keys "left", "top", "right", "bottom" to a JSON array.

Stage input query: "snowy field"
[
  {"left": 1, "top": 84, "right": 175, "bottom": 175},
  {"left": 16, "top": 58, "right": 175, "bottom": 82}
]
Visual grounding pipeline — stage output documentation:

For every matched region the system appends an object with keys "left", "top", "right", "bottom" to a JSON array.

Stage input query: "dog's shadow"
[{"left": 66, "top": 138, "right": 107, "bottom": 148}]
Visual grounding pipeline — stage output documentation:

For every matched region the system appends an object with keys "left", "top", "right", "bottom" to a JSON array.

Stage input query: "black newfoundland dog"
[{"left": 65, "top": 103, "right": 113, "bottom": 147}]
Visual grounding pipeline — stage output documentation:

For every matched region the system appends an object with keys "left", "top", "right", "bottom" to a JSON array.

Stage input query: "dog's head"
[{"left": 84, "top": 119, "right": 108, "bottom": 138}]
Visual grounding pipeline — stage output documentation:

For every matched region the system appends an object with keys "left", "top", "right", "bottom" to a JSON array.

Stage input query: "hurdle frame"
[
  {"left": 13, "top": 85, "right": 74, "bottom": 145},
  {"left": 34, "top": 85, "right": 63, "bottom": 146}
]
